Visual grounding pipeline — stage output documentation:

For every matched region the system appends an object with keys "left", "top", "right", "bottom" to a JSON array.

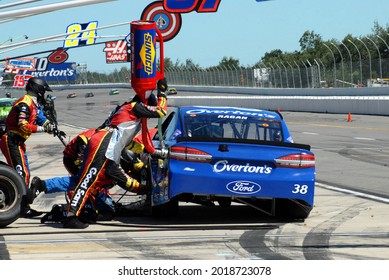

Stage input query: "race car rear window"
[
  {"left": 184, "top": 114, "right": 283, "bottom": 142},
  {"left": 0, "top": 101, "right": 13, "bottom": 107}
]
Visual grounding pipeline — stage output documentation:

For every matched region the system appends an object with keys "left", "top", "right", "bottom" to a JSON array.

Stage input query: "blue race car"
[{"left": 147, "top": 106, "right": 315, "bottom": 219}]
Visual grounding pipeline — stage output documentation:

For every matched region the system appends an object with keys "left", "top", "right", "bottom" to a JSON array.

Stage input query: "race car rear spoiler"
[{"left": 176, "top": 137, "right": 311, "bottom": 151}]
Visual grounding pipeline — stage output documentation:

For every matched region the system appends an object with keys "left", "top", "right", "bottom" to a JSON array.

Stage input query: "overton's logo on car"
[{"left": 226, "top": 181, "right": 261, "bottom": 194}]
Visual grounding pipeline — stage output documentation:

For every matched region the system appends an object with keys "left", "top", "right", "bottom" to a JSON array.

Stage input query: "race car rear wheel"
[
  {"left": 151, "top": 197, "right": 179, "bottom": 217},
  {"left": 0, "top": 164, "right": 26, "bottom": 227},
  {"left": 217, "top": 197, "right": 232, "bottom": 208},
  {"left": 274, "top": 198, "right": 312, "bottom": 220}
]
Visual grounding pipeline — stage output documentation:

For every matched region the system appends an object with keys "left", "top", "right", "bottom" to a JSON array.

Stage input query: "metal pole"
[
  {"left": 301, "top": 61, "right": 310, "bottom": 88},
  {"left": 377, "top": 35, "right": 389, "bottom": 79},
  {"left": 366, "top": 37, "right": 382, "bottom": 79},
  {"left": 267, "top": 63, "right": 276, "bottom": 88},
  {"left": 286, "top": 61, "right": 296, "bottom": 88},
  {"left": 348, "top": 39, "right": 363, "bottom": 86},
  {"left": 261, "top": 63, "right": 270, "bottom": 88},
  {"left": 340, "top": 41, "right": 353, "bottom": 85},
  {"left": 274, "top": 62, "right": 283, "bottom": 88},
  {"left": 376, "top": 35, "right": 389, "bottom": 53},
  {"left": 357, "top": 38, "right": 372, "bottom": 81},
  {"left": 306, "top": 59, "right": 314, "bottom": 87},
  {"left": 323, "top": 43, "right": 337, "bottom": 87},
  {"left": 0, "top": 34, "right": 28, "bottom": 46},
  {"left": 280, "top": 61, "right": 289, "bottom": 88},
  {"left": 318, "top": 58, "right": 327, "bottom": 85},
  {"left": 331, "top": 42, "right": 345, "bottom": 86},
  {"left": 294, "top": 61, "right": 302, "bottom": 88},
  {"left": 314, "top": 59, "right": 321, "bottom": 87}
]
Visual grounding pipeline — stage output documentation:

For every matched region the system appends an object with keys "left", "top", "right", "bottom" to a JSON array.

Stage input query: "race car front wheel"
[{"left": 0, "top": 164, "right": 26, "bottom": 227}]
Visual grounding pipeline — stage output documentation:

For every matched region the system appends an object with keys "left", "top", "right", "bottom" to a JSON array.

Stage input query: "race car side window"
[{"left": 161, "top": 111, "right": 178, "bottom": 140}]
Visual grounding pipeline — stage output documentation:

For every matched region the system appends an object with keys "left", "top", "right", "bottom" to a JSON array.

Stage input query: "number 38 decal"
[
  {"left": 64, "top": 21, "right": 98, "bottom": 48},
  {"left": 292, "top": 184, "right": 309, "bottom": 195}
]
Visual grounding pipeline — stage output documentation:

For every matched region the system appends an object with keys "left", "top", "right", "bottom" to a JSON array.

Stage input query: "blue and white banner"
[{"left": 22, "top": 62, "right": 77, "bottom": 82}]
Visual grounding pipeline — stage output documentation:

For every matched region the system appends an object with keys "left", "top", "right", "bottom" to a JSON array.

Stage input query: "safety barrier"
[{"left": 167, "top": 85, "right": 389, "bottom": 116}]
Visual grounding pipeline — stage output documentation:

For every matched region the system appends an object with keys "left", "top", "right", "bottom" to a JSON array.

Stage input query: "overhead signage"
[
  {"left": 6, "top": 57, "right": 36, "bottom": 71},
  {"left": 162, "top": 0, "right": 221, "bottom": 13},
  {"left": 21, "top": 62, "right": 77, "bottom": 82},
  {"left": 103, "top": 40, "right": 129, "bottom": 63},
  {"left": 63, "top": 21, "right": 98, "bottom": 48},
  {"left": 141, "top": 1, "right": 182, "bottom": 42}
]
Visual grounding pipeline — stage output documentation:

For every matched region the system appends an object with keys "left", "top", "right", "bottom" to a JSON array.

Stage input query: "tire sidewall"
[{"left": 0, "top": 163, "right": 26, "bottom": 227}]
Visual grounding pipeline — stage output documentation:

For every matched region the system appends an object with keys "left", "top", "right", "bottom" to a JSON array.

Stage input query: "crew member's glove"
[
  {"left": 157, "top": 78, "right": 167, "bottom": 92},
  {"left": 157, "top": 78, "right": 168, "bottom": 98},
  {"left": 56, "top": 130, "right": 67, "bottom": 138},
  {"left": 126, "top": 177, "right": 140, "bottom": 191},
  {"left": 153, "top": 147, "right": 168, "bottom": 159},
  {"left": 43, "top": 123, "right": 55, "bottom": 134},
  {"left": 133, "top": 158, "right": 144, "bottom": 171}
]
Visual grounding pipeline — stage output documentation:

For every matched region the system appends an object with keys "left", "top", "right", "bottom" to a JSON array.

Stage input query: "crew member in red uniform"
[
  {"left": 0, "top": 77, "right": 55, "bottom": 216},
  {"left": 63, "top": 79, "right": 168, "bottom": 229}
]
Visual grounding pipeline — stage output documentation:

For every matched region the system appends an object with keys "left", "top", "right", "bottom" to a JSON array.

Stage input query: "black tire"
[
  {"left": 151, "top": 197, "right": 179, "bottom": 217},
  {"left": 217, "top": 197, "right": 232, "bottom": 208},
  {"left": 274, "top": 198, "right": 312, "bottom": 220},
  {"left": 0, "top": 164, "right": 27, "bottom": 227}
]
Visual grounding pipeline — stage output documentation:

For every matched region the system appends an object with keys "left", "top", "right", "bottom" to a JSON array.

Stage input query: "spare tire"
[{"left": 0, "top": 163, "right": 26, "bottom": 227}]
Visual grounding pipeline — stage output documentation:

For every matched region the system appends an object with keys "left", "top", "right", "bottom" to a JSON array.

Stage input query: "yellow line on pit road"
[{"left": 288, "top": 122, "right": 389, "bottom": 131}]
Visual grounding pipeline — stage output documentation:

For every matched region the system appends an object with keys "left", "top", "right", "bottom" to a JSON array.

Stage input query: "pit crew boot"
[
  {"left": 28, "top": 176, "right": 47, "bottom": 203},
  {"left": 63, "top": 216, "right": 89, "bottom": 229}
]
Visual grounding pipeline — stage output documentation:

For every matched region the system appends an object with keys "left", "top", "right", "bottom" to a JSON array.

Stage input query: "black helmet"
[
  {"left": 26, "top": 77, "right": 52, "bottom": 104},
  {"left": 147, "top": 93, "right": 157, "bottom": 106}
]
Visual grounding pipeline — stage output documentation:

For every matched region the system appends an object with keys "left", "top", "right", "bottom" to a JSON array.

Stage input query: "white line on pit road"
[
  {"left": 354, "top": 137, "right": 376, "bottom": 141},
  {"left": 316, "top": 182, "right": 389, "bottom": 204}
]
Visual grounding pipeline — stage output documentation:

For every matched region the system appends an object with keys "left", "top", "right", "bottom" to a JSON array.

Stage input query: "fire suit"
[
  {"left": 0, "top": 94, "right": 50, "bottom": 186},
  {"left": 44, "top": 128, "right": 97, "bottom": 193},
  {"left": 67, "top": 94, "right": 167, "bottom": 218}
]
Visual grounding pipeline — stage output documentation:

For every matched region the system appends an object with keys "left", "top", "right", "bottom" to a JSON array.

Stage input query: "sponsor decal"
[
  {"left": 103, "top": 40, "right": 129, "bottom": 64},
  {"left": 140, "top": 33, "right": 155, "bottom": 75},
  {"left": 13, "top": 74, "right": 32, "bottom": 88},
  {"left": 141, "top": 1, "right": 182, "bottom": 42},
  {"left": 16, "top": 165, "right": 23, "bottom": 177},
  {"left": 71, "top": 167, "right": 97, "bottom": 207},
  {"left": 6, "top": 57, "right": 36, "bottom": 71},
  {"left": 186, "top": 108, "right": 276, "bottom": 119},
  {"left": 22, "top": 62, "right": 76, "bottom": 82},
  {"left": 213, "top": 160, "right": 272, "bottom": 174},
  {"left": 226, "top": 180, "right": 261, "bottom": 195},
  {"left": 286, "top": 136, "right": 294, "bottom": 143},
  {"left": 64, "top": 21, "right": 98, "bottom": 48},
  {"left": 184, "top": 167, "right": 195, "bottom": 171},
  {"left": 163, "top": 0, "right": 221, "bottom": 13},
  {"left": 217, "top": 115, "right": 247, "bottom": 120},
  {"left": 71, "top": 188, "right": 86, "bottom": 207}
]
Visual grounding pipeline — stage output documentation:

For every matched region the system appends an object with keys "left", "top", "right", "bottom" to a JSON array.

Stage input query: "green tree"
[
  {"left": 299, "top": 30, "right": 322, "bottom": 53},
  {"left": 217, "top": 56, "right": 240, "bottom": 69}
]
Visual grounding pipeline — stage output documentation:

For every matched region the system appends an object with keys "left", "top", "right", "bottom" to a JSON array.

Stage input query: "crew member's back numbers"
[{"left": 64, "top": 21, "right": 98, "bottom": 48}]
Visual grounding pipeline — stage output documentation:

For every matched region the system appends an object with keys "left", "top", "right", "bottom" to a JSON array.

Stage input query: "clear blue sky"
[{"left": 1, "top": 0, "right": 389, "bottom": 72}]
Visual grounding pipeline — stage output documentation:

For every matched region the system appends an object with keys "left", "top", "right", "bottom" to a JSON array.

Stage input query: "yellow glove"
[
  {"left": 133, "top": 158, "right": 144, "bottom": 171},
  {"left": 126, "top": 177, "right": 140, "bottom": 191}
]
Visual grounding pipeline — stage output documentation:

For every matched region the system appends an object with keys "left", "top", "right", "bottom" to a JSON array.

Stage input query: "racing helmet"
[
  {"left": 76, "top": 135, "right": 89, "bottom": 160},
  {"left": 26, "top": 77, "right": 52, "bottom": 105},
  {"left": 78, "top": 134, "right": 89, "bottom": 145}
]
